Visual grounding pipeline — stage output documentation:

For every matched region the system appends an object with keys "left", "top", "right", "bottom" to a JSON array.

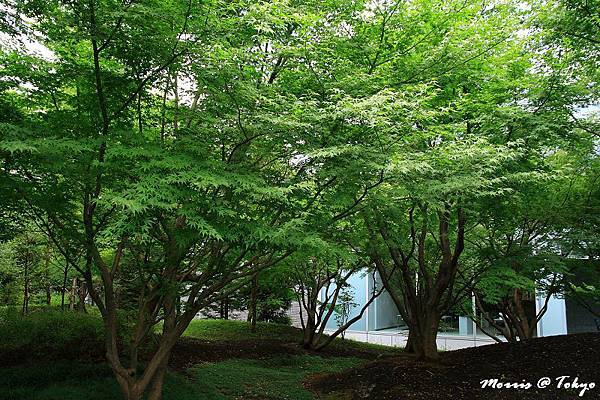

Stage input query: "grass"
[
  {"left": 182, "top": 318, "right": 301, "bottom": 342},
  {"left": 0, "top": 356, "right": 364, "bottom": 400},
  {"left": 183, "top": 318, "right": 403, "bottom": 356},
  {"left": 189, "top": 355, "right": 364, "bottom": 400},
  {"left": 0, "top": 362, "right": 208, "bottom": 400},
  {"left": 1, "top": 314, "right": 401, "bottom": 399},
  {"left": 0, "top": 307, "right": 104, "bottom": 357}
]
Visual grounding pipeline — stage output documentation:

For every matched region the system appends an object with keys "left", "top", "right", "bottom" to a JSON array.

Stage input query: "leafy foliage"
[{"left": 0, "top": 0, "right": 599, "bottom": 394}]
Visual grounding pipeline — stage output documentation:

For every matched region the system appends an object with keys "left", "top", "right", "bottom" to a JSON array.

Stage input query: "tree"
[
  {"left": 366, "top": 139, "right": 530, "bottom": 359},
  {"left": 0, "top": 229, "right": 60, "bottom": 312},
  {"left": 1, "top": 1, "right": 599, "bottom": 396},
  {"left": 467, "top": 167, "right": 572, "bottom": 341},
  {"left": 292, "top": 252, "right": 383, "bottom": 350},
  {"left": 334, "top": 285, "right": 359, "bottom": 340},
  {"left": 1, "top": 1, "right": 307, "bottom": 398},
  {"left": 0, "top": 239, "right": 23, "bottom": 306},
  {"left": 243, "top": 264, "right": 295, "bottom": 326}
]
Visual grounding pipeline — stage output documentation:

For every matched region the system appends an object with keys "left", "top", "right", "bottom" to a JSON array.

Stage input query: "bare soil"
[
  {"left": 307, "top": 332, "right": 600, "bottom": 400},
  {"left": 168, "top": 336, "right": 391, "bottom": 371},
  {"left": 0, "top": 327, "right": 388, "bottom": 369}
]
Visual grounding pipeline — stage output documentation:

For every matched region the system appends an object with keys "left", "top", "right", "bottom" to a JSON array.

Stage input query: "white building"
[{"left": 320, "top": 271, "right": 598, "bottom": 350}]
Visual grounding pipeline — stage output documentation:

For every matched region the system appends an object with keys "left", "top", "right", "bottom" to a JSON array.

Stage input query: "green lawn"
[
  {"left": 189, "top": 355, "right": 363, "bottom": 400},
  {"left": 0, "top": 315, "right": 400, "bottom": 400},
  {"left": 183, "top": 318, "right": 403, "bottom": 355},
  {"left": 182, "top": 318, "right": 302, "bottom": 342},
  {"left": 0, "top": 355, "right": 363, "bottom": 400}
]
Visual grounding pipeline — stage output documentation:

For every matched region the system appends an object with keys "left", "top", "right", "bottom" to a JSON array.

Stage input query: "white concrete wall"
[
  {"left": 375, "top": 290, "right": 400, "bottom": 330},
  {"left": 537, "top": 294, "right": 568, "bottom": 337}
]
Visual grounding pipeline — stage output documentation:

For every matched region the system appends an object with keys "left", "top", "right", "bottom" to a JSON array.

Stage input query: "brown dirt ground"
[
  {"left": 168, "top": 338, "right": 303, "bottom": 369},
  {"left": 168, "top": 336, "right": 391, "bottom": 371},
  {"left": 306, "top": 332, "right": 600, "bottom": 400},
  {"left": 0, "top": 329, "right": 389, "bottom": 369}
]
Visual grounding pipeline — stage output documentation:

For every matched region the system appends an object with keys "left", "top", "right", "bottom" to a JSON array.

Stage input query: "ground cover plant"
[
  {"left": 3, "top": 313, "right": 599, "bottom": 400},
  {"left": 0, "top": 315, "right": 397, "bottom": 400},
  {"left": 0, "top": 307, "right": 105, "bottom": 364}
]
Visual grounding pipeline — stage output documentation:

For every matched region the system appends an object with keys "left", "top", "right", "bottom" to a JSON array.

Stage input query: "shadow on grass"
[{"left": 0, "top": 355, "right": 366, "bottom": 400}]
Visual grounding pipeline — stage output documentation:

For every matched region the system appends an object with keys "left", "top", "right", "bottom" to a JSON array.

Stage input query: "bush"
[
  {"left": 183, "top": 318, "right": 301, "bottom": 342},
  {"left": 0, "top": 307, "right": 105, "bottom": 364}
]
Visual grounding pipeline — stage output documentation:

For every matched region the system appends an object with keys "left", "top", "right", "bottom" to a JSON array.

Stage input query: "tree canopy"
[{"left": 1, "top": 0, "right": 599, "bottom": 398}]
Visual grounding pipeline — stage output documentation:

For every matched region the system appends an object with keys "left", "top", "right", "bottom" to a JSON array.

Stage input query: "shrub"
[{"left": 0, "top": 308, "right": 105, "bottom": 364}]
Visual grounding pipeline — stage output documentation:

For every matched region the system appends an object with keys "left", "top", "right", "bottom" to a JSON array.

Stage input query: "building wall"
[
  {"left": 324, "top": 271, "right": 368, "bottom": 331},
  {"left": 321, "top": 270, "right": 400, "bottom": 332},
  {"left": 288, "top": 301, "right": 303, "bottom": 329},
  {"left": 368, "top": 273, "right": 376, "bottom": 331},
  {"left": 319, "top": 270, "right": 580, "bottom": 340},
  {"left": 563, "top": 263, "right": 600, "bottom": 334},
  {"left": 537, "top": 294, "right": 568, "bottom": 337},
  {"left": 375, "top": 289, "right": 400, "bottom": 330},
  {"left": 565, "top": 298, "right": 600, "bottom": 333}
]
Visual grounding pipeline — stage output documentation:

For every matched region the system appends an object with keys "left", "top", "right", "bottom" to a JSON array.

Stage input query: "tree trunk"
[
  {"left": 405, "top": 330, "right": 415, "bottom": 353},
  {"left": 44, "top": 243, "right": 52, "bottom": 305},
  {"left": 249, "top": 271, "right": 258, "bottom": 332},
  {"left": 22, "top": 274, "right": 29, "bottom": 315},
  {"left": 117, "top": 381, "right": 142, "bottom": 400},
  {"left": 405, "top": 312, "right": 440, "bottom": 360},
  {"left": 172, "top": 72, "right": 179, "bottom": 133},
  {"left": 78, "top": 279, "right": 88, "bottom": 313},
  {"left": 61, "top": 261, "right": 69, "bottom": 310},
  {"left": 136, "top": 88, "right": 143, "bottom": 135},
  {"left": 219, "top": 297, "right": 230, "bottom": 320},
  {"left": 113, "top": 351, "right": 172, "bottom": 400},
  {"left": 22, "top": 256, "right": 30, "bottom": 315},
  {"left": 146, "top": 357, "right": 169, "bottom": 400},
  {"left": 69, "top": 277, "right": 77, "bottom": 310},
  {"left": 411, "top": 329, "right": 438, "bottom": 360},
  {"left": 302, "top": 318, "right": 316, "bottom": 349},
  {"left": 159, "top": 77, "right": 170, "bottom": 141},
  {"left": 46, "top": 284, "right": 52, "bottom": 305},
  {"left": 492, "top": 290, "right": 537, "bottom": 342},
  {"left": 109, "top": 328, "right": 173, "bottom": 400}
]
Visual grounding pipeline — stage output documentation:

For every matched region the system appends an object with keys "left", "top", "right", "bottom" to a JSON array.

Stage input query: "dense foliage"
[{"left": 1, "top": 0, "right": 599, "bottom": 398}]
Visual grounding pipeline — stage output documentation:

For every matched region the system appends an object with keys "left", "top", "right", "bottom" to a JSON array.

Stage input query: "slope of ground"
[
  {"left": 308, "top": 332, "right": 600, "bottom": 400},
  {"left": 170, "top": 319, "right": 399, "bottom": 370},
  {"left": 0, "top": 314, "right": 400, "bottom": 400}
]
